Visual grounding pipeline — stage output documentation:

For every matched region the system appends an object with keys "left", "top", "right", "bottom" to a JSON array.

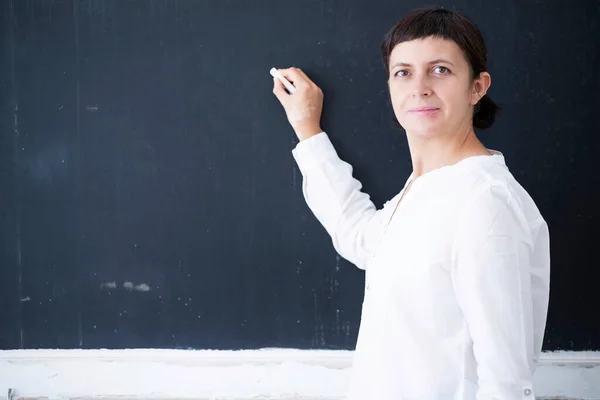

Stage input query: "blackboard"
[{"left": 1, "top": 0, "right": 598, "bottom": 351}]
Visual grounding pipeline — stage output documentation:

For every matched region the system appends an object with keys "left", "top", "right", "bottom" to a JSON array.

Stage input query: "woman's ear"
[{"left": 472, "top": 72, "right": 491, "bottom": 105}]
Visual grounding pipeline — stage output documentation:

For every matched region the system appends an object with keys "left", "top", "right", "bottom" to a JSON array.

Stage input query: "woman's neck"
[{"left": 406, "top": 127, "right": 491, "bottom": 179}]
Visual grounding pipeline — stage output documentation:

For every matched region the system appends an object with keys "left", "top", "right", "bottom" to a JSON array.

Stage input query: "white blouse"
[{"left": 291, "top": 132, "right": 550, "bottom": 400}]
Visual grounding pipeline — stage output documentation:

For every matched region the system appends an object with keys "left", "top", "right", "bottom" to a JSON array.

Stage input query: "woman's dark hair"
[{"left": 381, "top": 6, "right": 499, "bottom": 129}]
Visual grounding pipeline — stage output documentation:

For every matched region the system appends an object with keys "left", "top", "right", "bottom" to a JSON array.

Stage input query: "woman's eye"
[
  {"left": 395, "top": 70, "right": 409, "bottom": 77},
  {"left": 434, "top": 66, "right": 449, "bottom": 74}
]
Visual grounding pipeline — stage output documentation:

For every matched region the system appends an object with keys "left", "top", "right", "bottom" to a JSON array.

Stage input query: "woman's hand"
[{"left": 272, "top": 67, "right": 324, "bottom": 141}]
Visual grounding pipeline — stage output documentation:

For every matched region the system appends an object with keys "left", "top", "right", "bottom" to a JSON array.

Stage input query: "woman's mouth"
[{"left": 409, "top": 107, "right": 440, "bottom": 115}]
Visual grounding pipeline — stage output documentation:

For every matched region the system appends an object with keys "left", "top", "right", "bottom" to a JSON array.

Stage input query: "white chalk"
[{"left": 270, "top": 67, "right": 296, "bottom": 94}]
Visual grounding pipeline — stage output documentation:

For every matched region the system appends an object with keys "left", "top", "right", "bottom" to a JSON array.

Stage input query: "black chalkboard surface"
[{"left": 1, "top": 0, "right": 598, "bottom": 351}]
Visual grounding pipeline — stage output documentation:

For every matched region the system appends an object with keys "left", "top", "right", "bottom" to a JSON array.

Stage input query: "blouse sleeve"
[
  {"left": 451, "top": 184, "right": 539, "bottom": 400},
  {"left": 291, "top": 132, "right": 401, "bottom": 270}
]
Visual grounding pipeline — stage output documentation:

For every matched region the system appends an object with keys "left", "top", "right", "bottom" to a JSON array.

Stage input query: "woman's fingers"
[
  {"left": 278, "top": 67, "right": 313, "bottom": 89},
  {"left": 272, "top": 77, "right": 289, "bottom": 102}
]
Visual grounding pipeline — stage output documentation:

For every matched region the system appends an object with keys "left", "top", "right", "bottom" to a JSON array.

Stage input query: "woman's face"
[{"left": 387, "top": 36, "right": 488, "bottom": 138}]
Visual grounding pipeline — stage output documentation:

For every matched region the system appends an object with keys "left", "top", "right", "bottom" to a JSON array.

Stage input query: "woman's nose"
[{"left": 411, "top": 75, "right": 432, "bottom": 97}]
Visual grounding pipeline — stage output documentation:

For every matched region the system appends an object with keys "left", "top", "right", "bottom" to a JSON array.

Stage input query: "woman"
[{"left": 272, "top": 7, "right": 550, "bottom": 400}]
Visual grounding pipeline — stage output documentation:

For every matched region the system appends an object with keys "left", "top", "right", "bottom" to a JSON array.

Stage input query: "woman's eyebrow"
[
  {"left": 429, "top": 58, "right": 455, "bottom": 66},
  {"left": 390, "top": 59, "right": 455, "bottom": 69}
]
